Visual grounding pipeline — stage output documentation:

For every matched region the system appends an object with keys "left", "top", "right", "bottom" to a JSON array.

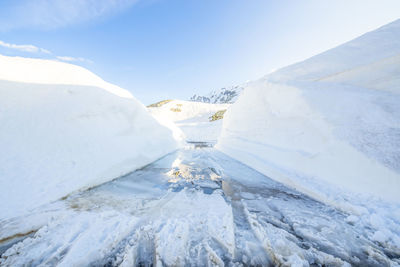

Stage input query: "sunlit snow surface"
[{"left": 1, "top": 144, "right": 399, "bottom": 266}]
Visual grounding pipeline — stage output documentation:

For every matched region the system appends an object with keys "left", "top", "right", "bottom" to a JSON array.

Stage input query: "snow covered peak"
[
  {"left": 190, "top": 85, "right": 244, "bottom": 104},
  {"left": 0, "top": 54, "right": 133, "bottom": 98}
]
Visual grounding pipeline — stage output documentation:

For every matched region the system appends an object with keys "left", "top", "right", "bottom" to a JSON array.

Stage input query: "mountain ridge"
[{"left": 190, "top": 85, "right": 244, "bottom": 104}]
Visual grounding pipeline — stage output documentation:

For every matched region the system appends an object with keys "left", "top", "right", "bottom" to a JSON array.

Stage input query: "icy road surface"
[{"left": 1, "top": 143, "right": 399, "bottom": 266}]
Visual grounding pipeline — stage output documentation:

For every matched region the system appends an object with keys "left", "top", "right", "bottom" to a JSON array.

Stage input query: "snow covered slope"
[
  {"left": 217, "top": 19, "right": 400, "bottom": 204},
  {"left": 268, "top": 20, "right": 400, "bottom": 93},
  {"left": 0, "top": 55, "right": 178, "bottom": 220},
  {"left": 148, "top": 100, "right": 229, "bottom": 142},
  {"left": 190, "top": 85, "right": 244, "bottom": 104}
]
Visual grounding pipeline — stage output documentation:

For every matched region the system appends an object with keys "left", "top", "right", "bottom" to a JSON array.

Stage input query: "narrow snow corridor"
[{"left": 0, "top": 143, "right": 398, "bottom": 266}]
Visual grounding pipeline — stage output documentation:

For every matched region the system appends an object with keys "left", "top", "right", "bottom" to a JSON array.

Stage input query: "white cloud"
[
  {"left": 56, "top": 56, "right": 93, "bottom": 64},
  {"left": 0, "top": 39, "right": 92, "bottom": 64},
  {"left": 0, "top": 40, "right": 51, "bottom": 54},
  {"left": 0, "top": 0, "right": 138, "bottom": 31}
]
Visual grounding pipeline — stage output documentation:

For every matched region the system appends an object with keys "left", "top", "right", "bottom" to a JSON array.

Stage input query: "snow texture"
[
  {"left": 0, "top": 54, "right": 179, "bottom": 220},
  {"left": 1, "top": 145, "right": 398, "bottom": 266},
  {"left": 218, "top": 19, "right": 400, "bottom": 203}
]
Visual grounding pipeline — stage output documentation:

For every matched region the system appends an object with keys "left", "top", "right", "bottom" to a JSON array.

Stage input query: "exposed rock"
[
  {"left": 147, "top": 99, "right": 173, "bottom": 108},
  {"left": 209, "top": 109, "right": 227, "bottom": 121}
]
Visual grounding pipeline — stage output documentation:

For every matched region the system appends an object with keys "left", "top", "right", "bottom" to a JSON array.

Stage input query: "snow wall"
[
  {"left": 0, "top": 55, "right": 179, "bottom": 219},
  {"left": 217, "top": 19, "right": 400, "bottom": 203}
]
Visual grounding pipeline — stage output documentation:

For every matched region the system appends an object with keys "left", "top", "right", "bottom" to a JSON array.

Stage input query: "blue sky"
[{"left": 0, "top": 0, "right": 400, "bottom": 104}]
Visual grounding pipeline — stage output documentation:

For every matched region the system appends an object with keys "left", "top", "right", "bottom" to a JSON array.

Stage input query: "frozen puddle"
[{"left": 1, "top": 144, "right": 399, "bottom": 266}]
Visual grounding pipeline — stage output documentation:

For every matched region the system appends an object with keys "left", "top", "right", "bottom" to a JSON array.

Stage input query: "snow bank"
[
  {"left": 0, "top": 55, "right": 179, "bottom": 220},
  {"left": 217, "top": 19, "right": 400, "bottom": 204},
  {"left": 148, "top": 100, "right": 230, "bottom": 142}
]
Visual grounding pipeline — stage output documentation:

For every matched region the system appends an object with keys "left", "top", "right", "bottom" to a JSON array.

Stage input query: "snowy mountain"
[
  {"left": 0, "top": 55, "right": 178, "bottom": 220},
  {"left": 218, "top": 19, "right": 400, "bottom": 203},
  {"left": 148, "top": 99, "right": 229, "bottom": 143},
  {"left": 2, "top": 21, "right": 400, "bottom": 267},
  {"left": 190, "top": 85, "right": 244, "bottom": 104}
]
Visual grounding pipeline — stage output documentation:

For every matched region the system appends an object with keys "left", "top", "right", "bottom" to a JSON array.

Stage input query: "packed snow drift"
[
  {"left": 148, "top": 99, "right": 229, "bottom": 143},
  {"left": 3, "top": 146, "right": 398, "bottom": 266},
  {"left": 217, "top": 19, "right": 400, "bottom": 204},
  {"left": 0, "top": 55, "right": 178, "bottom": 220}
]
